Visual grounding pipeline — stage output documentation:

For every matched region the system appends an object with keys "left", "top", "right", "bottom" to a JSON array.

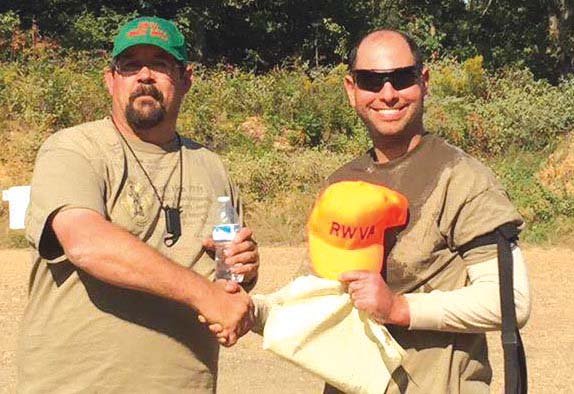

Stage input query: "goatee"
[{"left": 125, "top": 85, "right": 166, "bottom": 130}]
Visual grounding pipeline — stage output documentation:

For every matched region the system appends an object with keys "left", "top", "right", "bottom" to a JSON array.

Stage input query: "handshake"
[
  {"left": 196, "top": 224, "right": 409, "bottom": 347},
  {"left": 198, "top": 279, "right": 256, "bottom": 347},
  {"left": 198, "top": 227, "right": 260, "bottom": 347}
]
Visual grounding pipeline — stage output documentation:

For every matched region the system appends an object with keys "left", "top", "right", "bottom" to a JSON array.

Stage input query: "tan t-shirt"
[
  {"left": 17, "top": 118, "right": 240, "bottom": 393},
  {"left": 326, "top": 133, "right": 523, "bottom": 394}
]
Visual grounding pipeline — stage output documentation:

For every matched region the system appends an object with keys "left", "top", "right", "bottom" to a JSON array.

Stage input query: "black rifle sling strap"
[
  {"left": 496, "top": 224, "right": 528, "bottom": 394},
  {"left": 459, "top": 223, "right": 527, "bottom": 394}
]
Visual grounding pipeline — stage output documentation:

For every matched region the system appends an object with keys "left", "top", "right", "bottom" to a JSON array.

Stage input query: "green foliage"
[
  {"left": 427, "top": 59, "right": 574, "bottom": 156},
  {"left": 425, "top": 95, "right": 471, "bottom": 150},
  {"left": 0, "top": 11, "right": 42, "bottom": 62},
  {"left": 0, "top": 11, "right": 20, "bottom": 47},
  {"left": 66, "top": 8, "right": 139, "bottom": 49},
  {"left": 429, "top": 56, "right": 487, "bottom": 98},
  {"left": 0, "top": 56, "right": 109, "bottom": 131},
  {"left": 468, "top": 69, "right": 574, "bottom": 155},
  {"left": 3, "top": 1, "right": 571, "bottom": 80},
  {"left": 224, "top": 149, "right": 351, "bottom": 244},
  {"left": 1, "top": 53, "right": 573, "bottom": 246},
  {"left": 492, "top": 152, "right": 574, "bottom": 244},
  {"left": 179, "top": 64, "right": 360, "bottom": 153},
  {"left": 224, "top": 150, "right": 351, "bottom": 203},
  {"left": 403, "top": 12, "right": 446, "bottom": 57},
  {"left": 0, "top": 52, "right": 109, "bottom": 187}
]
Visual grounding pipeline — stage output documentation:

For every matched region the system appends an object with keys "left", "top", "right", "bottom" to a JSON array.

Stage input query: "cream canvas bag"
[{"left": 258, "top": 275, "right": 406, "bottom": 394}]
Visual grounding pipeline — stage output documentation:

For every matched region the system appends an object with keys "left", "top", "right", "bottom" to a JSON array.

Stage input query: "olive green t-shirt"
[
  {"left": 17, "top": 118, "right": 240, "bottom": 393},
  {"left": 327, "top": 133, "right": 523, "bottom": 394}
]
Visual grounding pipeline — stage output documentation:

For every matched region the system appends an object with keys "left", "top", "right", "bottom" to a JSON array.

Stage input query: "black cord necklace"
[{"left": 117, "top": 131, "right": 183, "bottom": 247}]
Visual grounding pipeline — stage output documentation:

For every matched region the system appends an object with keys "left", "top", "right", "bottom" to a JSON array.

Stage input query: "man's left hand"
[
  {"left": 203, "top": 227, "right": 259, "bottom": 284},
  {"left": 339, "top": 270, "right": 410, "bottom": 326}
]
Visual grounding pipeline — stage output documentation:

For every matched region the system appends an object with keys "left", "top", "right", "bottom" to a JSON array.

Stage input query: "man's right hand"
[
  {"left": 51, "top": 208, "right": 254, "bottom": 345},
  {"left": 197, "top": 280, "right": 253, "bottom": 347}
]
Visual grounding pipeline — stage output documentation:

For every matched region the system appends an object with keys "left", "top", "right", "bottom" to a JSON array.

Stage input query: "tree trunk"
[{"left": 548, "top": 0, "right": 574, "bottom": 76}]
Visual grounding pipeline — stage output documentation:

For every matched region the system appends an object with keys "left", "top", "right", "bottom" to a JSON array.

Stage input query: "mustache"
[{"left": 129, "top": 85, "right": 164, "bottom": 103}]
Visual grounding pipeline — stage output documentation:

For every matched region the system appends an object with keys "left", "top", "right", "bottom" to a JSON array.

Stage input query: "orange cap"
[{"left": 307, "top": 181, "right": 409, "bottom": 280}]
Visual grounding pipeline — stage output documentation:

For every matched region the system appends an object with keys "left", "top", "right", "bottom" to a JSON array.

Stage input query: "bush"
[
  {"left": 225, "top": 149, "right": 351, "bottom": 202},
  {"left": 0, "top": 57, "right": 109, "bottom": 131},
  {"left": 0, "top": 11, "right": 23, "bottom": 62},
  {"left": 427, "top": 60, "right": 574, "bottom": 157},
  {"left": 492, "top": 151, "right": 574, "bottom": 243},
  {"left": 429, "top": 56, "right": 487, "bottom": 98},
  {"left": 65, "top": 8, "right": 138, "bottom": 50},
  {"left": 468, "top": 69, "right": 574, "bottom": 155},
  {"left": 223, "top": 149, "right": 351, "bottom": 244},
  {"left": 1, "top": 52, "right": 574, "bottom": 246},
  {"left": 179, "top": 64, "right": 360, "bottom": 153}
]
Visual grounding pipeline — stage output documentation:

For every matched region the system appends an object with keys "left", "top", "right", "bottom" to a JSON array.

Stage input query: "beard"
[{"left": 125, "top": 85, "right": 166, "bottom": 130}]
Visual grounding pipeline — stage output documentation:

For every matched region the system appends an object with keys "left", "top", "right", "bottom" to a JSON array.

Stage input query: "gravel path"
[{"left": 1, "top": 246, "right": 573, "bottom": 393}]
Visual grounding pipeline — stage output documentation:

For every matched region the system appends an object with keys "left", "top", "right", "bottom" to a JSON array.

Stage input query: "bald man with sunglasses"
[{"left": 324, "top": 30, "right": 531, "bottom": 393}]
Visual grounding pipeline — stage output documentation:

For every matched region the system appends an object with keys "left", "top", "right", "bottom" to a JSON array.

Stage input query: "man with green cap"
[{"left": 17, "top": 16, "right": 258, "bottom": 392}]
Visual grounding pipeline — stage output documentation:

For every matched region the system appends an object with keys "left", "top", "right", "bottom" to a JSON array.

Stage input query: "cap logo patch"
[
  {"left": 330, "top": 222, "right": 376, "bottom": 240},
  {"left": 127, "top": 22, "right": 169, "bottom": 41}
]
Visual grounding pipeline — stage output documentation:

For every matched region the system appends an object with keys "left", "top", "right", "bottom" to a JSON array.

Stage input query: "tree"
[
  {"left": 1, "top": 0, "right": 573, "bottom": 80},
  {"left": 546, "top": 0, "right": 574, "bottom": 76}
]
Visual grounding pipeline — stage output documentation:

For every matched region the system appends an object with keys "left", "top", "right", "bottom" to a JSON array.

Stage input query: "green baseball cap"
[{"left": 112, "top": 16, "right": 188, "bottom": 62}]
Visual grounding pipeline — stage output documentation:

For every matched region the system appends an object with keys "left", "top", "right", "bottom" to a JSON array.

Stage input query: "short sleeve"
[
  {"left": 443, "top": 161, "right": 523, "bottom": 265},
  {"left": 454, "top": 187, "right": 522, "bottom": 245},
  {"left": 26, "top": 137, "right": 106, "bottom": 262}
]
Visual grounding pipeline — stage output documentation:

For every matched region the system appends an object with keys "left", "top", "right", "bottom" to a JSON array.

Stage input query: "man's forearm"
[
  {"left": 52, "top": 207, "right": 253, "bottom": 345},
  {"left": 404, "top": 247, "right": 531, "bottom": 332},
  {"left": 51, "top": 208, "right": 214, "bottom": 312}
]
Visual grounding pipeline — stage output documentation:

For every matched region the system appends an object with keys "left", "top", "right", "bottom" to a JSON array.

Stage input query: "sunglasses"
[
  {"left": 113, "top": 59, "right": 183, "bottom": 77},
  {"left": 352, "top": 65, "right": 421, "bottom": 92}
]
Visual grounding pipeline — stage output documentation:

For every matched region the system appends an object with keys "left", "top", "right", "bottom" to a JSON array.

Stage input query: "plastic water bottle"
[{"left": 212, "top": 196, "right": 243, "bottom": 282}]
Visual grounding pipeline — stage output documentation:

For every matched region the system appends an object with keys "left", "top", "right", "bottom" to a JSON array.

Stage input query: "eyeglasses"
[
  {"left": 113, "top": 59, "right": 183, "bottom": 76},
  {"left": 352, "top": 65, "right": 421, "bottom": 92}
]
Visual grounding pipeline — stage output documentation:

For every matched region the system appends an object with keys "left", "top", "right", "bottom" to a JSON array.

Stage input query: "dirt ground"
[{"left": 1, "top": 245, "right": 573, "bottom": 393}]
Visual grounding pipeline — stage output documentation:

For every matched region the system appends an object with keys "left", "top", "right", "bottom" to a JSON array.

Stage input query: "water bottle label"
[{"left": 212, "top": 223, "right": 240, "bottom": 242}]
